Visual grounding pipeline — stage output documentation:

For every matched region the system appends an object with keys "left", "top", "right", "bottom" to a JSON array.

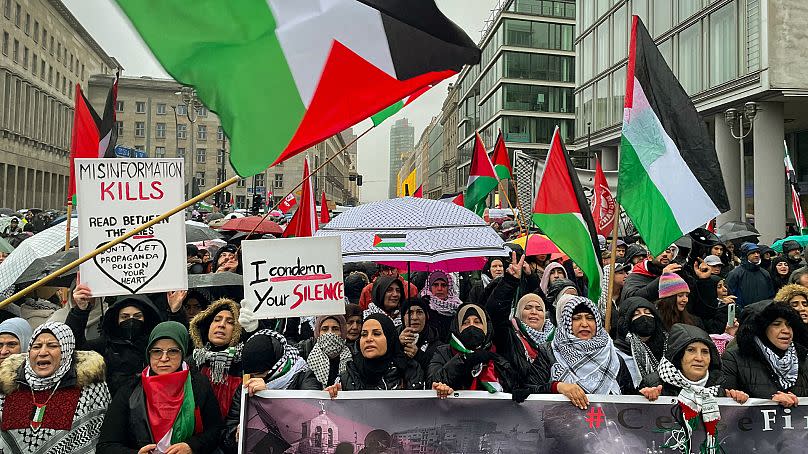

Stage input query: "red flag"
[
  {"left": 278, "top": 193, "right": 297, "bottom": 213},
  {"left": 491, "top": 130, "right": 512, "bottom": 180},
  {"left": 706, "top": 218, "right": 717, "bottom": 233},
  {"left": 283, "top": 158, "right": 317, "bottom": 238},
  {"left": 591, "top": 159, "right": 616, "bottom": 236},
  {"left": 413, "top": 185, "right": 423, "bottom": 198},
  {"left": 320, "top": 191, "right": 330, "bottom": 224},
  {"left": 452, "top": 193, "right": 464, "bottom": 207}
]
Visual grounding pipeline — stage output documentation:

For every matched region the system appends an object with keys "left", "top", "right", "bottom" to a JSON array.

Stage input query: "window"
[
  {"left": 177, "top": 147, "right": 185, "bottom": 158},
  {"left": 254, "top": 174, "right": 265, "bottom": 188},
  {"left": 217, "top": 125, "right": 224, "bottom": 140},
  {"left": 40, "top": 60, "right": 44, "bottom": 79},
  {"left": 503, "top": 52, "right": 575, "bottom": 83},
  {"left": 612, "top": 66, "right": 626, "bottom": 125},
  {"left": 612, "top": 4, "right": 628, "bottom": 65},
  {"left": 33, "top": 21, "right": 38, "bottom": 42},
  {"left": 115, "top": 121, "right": 123, "bottom": 136},
  {"left": 653, "top": 0, "right": 671, "bottom": 37},
  {"left": 177, "top": 124, "right": 187, "bottom": 139},
  {"left": 116, "top": 100, "right": 124, "bottom": 112},
  {"left": 678, "top": 22, "right": 702, "bottom": 95},
  {"left": 24, "top": 13, "right": 29, "bottom": 34},
  {"left": 196, "top": 148, "right": 206, "bottom": 163},
  {"left": 679, "top": 0, "right": 701, "bottom": 23},
  {"left": 195, "top": 171, "right": 205, "bottom": 187},
  {"left": 273, "top": 173, "right": 283, "bottom": 189},
  {"left": 596, "top": 21, "right": 609, "bottom": 73},
  {"left": 135, "top": 121, "right": 145, "bottom": 137},
  {"left": 49, "top": 36, "right": 53, "bottom": 55},
  {"left": 156, "top": 103, "right": 166, "bottom": 115},
  {"left": 709, "top": 3, "right": 738, "bottom": 88},
  {"left": 12, "top": 39, "right": 18, "bottom": 63},
  {"left": 156, "top": 122, "right": 166, "bottom": 139},
  {"left": 217, "top": 149, "right": 225, "bottom": 164},
  {"left": 236, "top": 195, "right": 246, "bottom": 208},
  {"left": 328, "top": 428, "right": 333, "bottom": 448},
  {"left": 41, "top": 28, "right": 46, "bottom": 50},
  {"left": 155, "top": 146, "right": 166, "bottom": 158},
  {"left": 136, "top": 101, "right": 146, "bottom": 113},
  {"left": 14, "top": 2, "right": 20, "bottom": 27},
  {"left": 56, "top": 42, "right": 60, "bottom": 61},
  {"left": 134, "top": 145, "right": 144, "bottom": 151},
  {"left": 2, "top": 0, "right": 9, "bottom": 19},
  {"left": 237, "top": 179, "right": 246, "bottom": 188},
  {"left": 176, "top": 104, "right": 187, "bottom": 115},
  {"left": 196, "top": 106, "right": 207, "bottom": 117},
  {"left": 595, "top": 77, "right": 609, "bottom": 129},
  {"left": 197, "top": 124, "right": 207, "bottom": 140},
  {"left": 32, "top": 54, "right": 37, "bottom": 75},
  {"left": 2, "top": 32, "right": 8, "bottom": 56},
  {"left": 503, "top": 19, "right": 574, "bottom": 51},
  {"left": 314, "top": 427, "right": 322, "bottom": 448}
]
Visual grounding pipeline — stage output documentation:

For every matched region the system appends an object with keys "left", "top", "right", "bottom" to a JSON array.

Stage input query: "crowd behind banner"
[{"left": 2, "top": 209, "right": 808, "bottom": 453}]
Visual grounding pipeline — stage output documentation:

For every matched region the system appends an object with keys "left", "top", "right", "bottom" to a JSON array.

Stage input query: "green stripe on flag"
[
  {"left": 495, "top": 164, "right": 511, "bottom": 181},
  {"left": 617, "top": 136, "right": 684, "bottom": 254},
  {"left": 374, "top": 241, "right": 406, "bottom": 248},
  {"left": 371, "top": 100, "right": 405, "bottom": 126}
]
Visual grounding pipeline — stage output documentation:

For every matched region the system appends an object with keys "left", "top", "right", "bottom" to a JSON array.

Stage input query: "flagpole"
[
  {"left": 496, "top": 179, "right": 522, "bottom": 236},
  {"left": 64, "top": 199, "right": 73, "bottom": 252},
  {"left": 604, "top": 204, "right": 621, "bottom": 334},
  {"left": 509, "top": 177, "right": 530, "bottom": 235}
]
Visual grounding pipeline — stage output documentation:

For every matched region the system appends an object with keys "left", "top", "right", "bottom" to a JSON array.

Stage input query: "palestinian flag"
[
  {"left": 68, "top": 74, "right": 119, "bottom": 205},
  {"left": 320, "top": 191, "right": 330, "bottom": 224},
  {"left": 371, "top": 84, "right": 432, "bottom": 126},
  {"left": 115, "top": 0, "right": 481, "bottom": 177},
  {"left": 282, "top": 158, "right": 317, "bottom": 238},
  {"left": 373, "top": 233, "right": 407, "bottom": 248},
  {"left": 491, "top": 130, "right": 512, "bottom": 180},
  {"left": 439, "top": 192, "right": 464, "bottom": 207},
  {"left": 464, "top": 132, "right": 498, "bottom": 216},
  {"left": 618, "top": 16, "right": 729, "bottom": 255},
  {"left": 412, "top": 184, "right": 423, "bottom": 198},
  {"left": 532, "top": 127, "right": 602, "bottom": 303}
]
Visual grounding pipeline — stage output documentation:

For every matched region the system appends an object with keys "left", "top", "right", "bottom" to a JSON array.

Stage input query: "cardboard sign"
[
  {"left": 241, "top": 236, "right": 344, "bottom": 318},
  {"left": 76, "top": 158, "right": 188, "bottom": 297}
]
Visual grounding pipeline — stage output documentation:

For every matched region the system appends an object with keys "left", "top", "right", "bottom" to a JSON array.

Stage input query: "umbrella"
[
  {"left": 224, "top": 212, "right": 245, "bottom": 219},
  {"left": 220, "top": 216, "right": 283, "bottom": 235},
  {"left": 718, "top": 230, "right": 760, "bottom": 242},
  {"left": 772, "top": 235, "right": 808, "bottom": 253},
  {"left": 508, "top": 234, "right": 560, "bottom": 256},
  {"left": 314, "top": 197, "right": 506, "bottom": 272},
  {"left": 186, "top": 224, "right": 223, "bottom": 242},
  {"left": 15, "top": 248, "right": 79, "bottom": 286},
  {"left": 0, "top": 208, "right": 15, "bottom": 216},
  {"left": 206, "top": 212, "right": 225, "bottom": 222},
  {"left": 188, "top": 271, "right": 243, "bottom": 288},
  {"left": 716, "top": 221, "right": 760, "bottom": 242},
  {"left": 0, "top": 237, "right": 14, "bottom": 254},
  {"left": 208, "top": 218, "right": 229, "bottom": 229},
  {"left": 0, "top": 217, "right": 79, "bottom": 292}
]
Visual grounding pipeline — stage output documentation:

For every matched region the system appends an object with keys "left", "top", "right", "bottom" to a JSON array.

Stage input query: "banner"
[
  {"left": 75, "top": 158, "right": 187, "bottom": 297},
  {"left": 241, "top": 391, "right": 807, "bottom": 454},
  {"left": 241, "top": 236, "right": 344, "bottom": 318}
]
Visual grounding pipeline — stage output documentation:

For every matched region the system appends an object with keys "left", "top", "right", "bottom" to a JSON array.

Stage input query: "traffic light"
[
  {"left": 356, "top": 175, "right": 363, "bottom": 186},
  {"left": 251, "top": 193, "right": 262, "bottom": 215}
]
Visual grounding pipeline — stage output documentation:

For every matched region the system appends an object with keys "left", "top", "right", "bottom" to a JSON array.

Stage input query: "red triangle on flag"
[
  {"left": 283, "top": 158, "right": 317, "bottom": 238},
  {"left": 373, "top": 235, "right": 382, "bottom": 247},
  {"left": 413, "top": 185, "right": 423, "bottom": 198},
  {"left": 320, "top": 191, "right": 330, "bottom": 224},
  {"left": 533, "top": 130, "right": 581, "bottom": 215},
  {"left": 491, "top": 129, "right": 512, "bottom": 178},
  {"left": 453, "top": 193, "right": 464, "bottom": 206}
]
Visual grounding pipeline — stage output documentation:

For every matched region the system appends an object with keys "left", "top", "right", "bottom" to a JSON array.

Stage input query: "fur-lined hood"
[
  {"left": 0, "top": 350, "right": 106, "bottom": 394},
  {"left": 189, "top": 298, "right": 241, "bottom": 348}
]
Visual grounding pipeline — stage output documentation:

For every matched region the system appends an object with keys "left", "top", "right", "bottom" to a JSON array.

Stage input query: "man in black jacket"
[
  {"left": 726, "top": 242, "right": 775, "bottom": 312},
  {"left": 783, "top": 240, "right": 806, "bottom": 273},
  {"left": 621, "top": 244, "right": 681, "bottom": 302}
]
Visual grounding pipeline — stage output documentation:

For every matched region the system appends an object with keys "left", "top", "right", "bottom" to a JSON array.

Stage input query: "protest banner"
[
  {"left": 241, "top": 236, "right": 344, "bottom": 318},
  {"left": 241, "top": 390, "right": 805, "bottom": 454},
  {"left": 75, "top": 158, "right": 187, "bottom": 297}
]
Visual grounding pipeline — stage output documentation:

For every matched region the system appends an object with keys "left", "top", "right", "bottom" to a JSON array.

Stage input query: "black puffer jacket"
[
  {"left": 720, "top": 301, "right": 808, "bottom": 398},
  {"left": 484, "top": 272, "right": 539, "bottom": 381},
  {"left": 341, "top": 359, "right": 424, "bottom": 390},
  {"left": 725, "top": 254, "right": 774, "bottom": 311},
  {"left": 640, "top": 323, "right": 723, "bottom": 395}
]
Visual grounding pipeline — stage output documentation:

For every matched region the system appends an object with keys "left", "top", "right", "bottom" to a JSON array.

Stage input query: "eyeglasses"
[{"left": 148, "top": 347, "right": 183, "bottom": 359}]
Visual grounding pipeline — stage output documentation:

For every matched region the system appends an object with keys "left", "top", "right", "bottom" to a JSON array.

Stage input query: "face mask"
[
  {"left": 317, "top": 333, "right": 346, "bottom": 359},
  {"left": 119, "top": 318, "right": 145, "bottom": 341},
  {"left": 458, "top": 326, "right": 486, "bottom": 351},
  {"left": 630, "top": 315, "right": 656, "bottom": 337}
]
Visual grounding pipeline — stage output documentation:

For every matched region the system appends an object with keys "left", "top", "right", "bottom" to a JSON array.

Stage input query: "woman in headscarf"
[
  {"left": 528, "top": 296, "right": 633, "bottom": 409},
  {"left": 0, "top": 317, "right": 32, "bottom": 365},
  {"left": 364, "top": 276, "right": 404, "bottom": 326},
  {"left": 97, "top": 321, "right": 223, "bottom": 454},
  {"left": 770, "top": 255, "right": 792, "bottom": 293},
  {"left": 420, "top": 270, "right": 464, "bottom": 339},
  {"left": 639, "top": 324, "right": 748, "bottom": 453},
  {"left": 775, "top": 283, "right": 808, "bottom": 325},
  {"left": 613, "top": 296, "right": 668, "bottom": 389},
  {"left": 398, "top": 297, "right": 445, "bottom": 373},
  {"left": 563, "top": 260, "right": 589, "bottom": 297},
  {"left": 467, "top": 257, "right": 508, "bottom": 305},
  {"left": 0, "top": 322, "right": 110, "bottom": 454},
  {"left": 539, "top": 261, "right": 567, "bottom": 296},
  {"left": 326, "top": 314, "right": 424, "bottom": 395},
  {"left": 721, "top": 301, "right": 808, "bottom": 407},
  {"left": 297, "top": 315, "right": 353, "bottom": 389},
  {"left": 428, "top": 303, "right": 518, "bottom": 394},
  {"left": 345, "top": 303, "right": 363, "bottom": 355},
  {"left": 189, "top": 298, "right": 244, "bottom": 418},
  {"left": 544, "top": 278, "right": 578, "bottom": 326}
]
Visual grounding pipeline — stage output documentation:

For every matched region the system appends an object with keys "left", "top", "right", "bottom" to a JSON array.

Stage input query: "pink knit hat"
[{"left": 658, "top": 273, "right": 689, "bottom": 298}]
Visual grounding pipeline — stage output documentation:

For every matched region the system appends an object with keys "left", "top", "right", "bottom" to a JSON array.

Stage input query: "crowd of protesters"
[{"left": 2, "top": 208, "right": 808, "bottom": 454}]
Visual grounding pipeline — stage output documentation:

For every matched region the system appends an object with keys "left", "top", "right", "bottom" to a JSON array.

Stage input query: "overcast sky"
[{"left": 62, "top": 0, "right": 495, "bottom": 203}]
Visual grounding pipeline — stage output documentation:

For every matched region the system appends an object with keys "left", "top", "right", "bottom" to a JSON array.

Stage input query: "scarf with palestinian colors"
[
  {"left": 449, "top": 334, "right": 502, "bottom": 393},
  {"left": 141, "top": 362, "right": 196, "bottom": 451},
  {"left": 657, "top": 356, "right": 721, "bottom": 454},
  {"left": 252, "top": 329, "right": 310, "bottom": 390}
]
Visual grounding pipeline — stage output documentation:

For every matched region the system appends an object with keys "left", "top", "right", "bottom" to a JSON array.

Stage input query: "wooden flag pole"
[
  {"left": 509, "top": 177, "right": 531, "bottom": 235},
  {"left": 64, "top": 200, "right": 73, "bottom": 251},
  {"left": 604, "top": 204, "right": 621, "bottom": 334},
  {"left": 496, "top": 179, "right": 523, "bottom": 236}
]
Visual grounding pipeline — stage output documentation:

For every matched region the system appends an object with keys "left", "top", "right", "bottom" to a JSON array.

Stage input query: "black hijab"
[{"left": 353, "top": 314, "right": 407, "bottom": 384}]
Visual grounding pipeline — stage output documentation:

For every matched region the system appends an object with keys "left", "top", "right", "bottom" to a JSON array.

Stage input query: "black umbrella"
[
  {"left": 14, "top": 248, "right": 79, "bottom": 287},
  {"left": 206, "top": 212, "right": 225, "bottom": 222},
  {"left": 188, "top": 271, "right": 242, "bottom": 288},
  {"left": 0, "top": 208, "right": 15, "bottom": 216},
  {"left": 185, "top": 224, "right": 223, "bottom": 242}
]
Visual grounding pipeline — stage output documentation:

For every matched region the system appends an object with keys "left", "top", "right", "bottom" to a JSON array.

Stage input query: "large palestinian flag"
[
  {"left": 115, "top": 0, "right": 481, "bottom": 177},
  {"left": 464, "top": 132, "right": 498, "bottom": 216},
  {"left": 618, "top": 16, "right": 729, "bottom": 255},
  {"left": 532, "top": 127, "right": 602, "bottom": 303}
]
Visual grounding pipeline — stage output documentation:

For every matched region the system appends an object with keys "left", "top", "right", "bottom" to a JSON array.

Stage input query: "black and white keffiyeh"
[
  {"left": 307, "top": 333, "right": 352, "bottom": 387},
  {"left": 755, "top": 337, "right": 799, "bottom": 390},
  {"left": 514, "top": 317, "right": 554, "bottom": 347},
  {"left": 626, "top": 332, "right": 661, "bottom": 380},
  {"left": 192, "top": 343, "right": 244, "bottom": 384},
  {"left": 550, "top": 297, "right": 621, "bottom": 394},
  {"left": 253, "top": 329, "right": 309, "bottom": 390},
  {"left": 25, "top": 321, "right": 75, "bottom": 391},
  {"left": 363, "top": 303, "right": 402, "bottom": 327},
  {"left": 421, "top": 271, "right": 463, "bottom": 316}
]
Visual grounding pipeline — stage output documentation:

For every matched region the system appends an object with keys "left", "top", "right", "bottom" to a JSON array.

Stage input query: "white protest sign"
[
  {"left": 242, "top": 236, "right": 345, "bottom": 318},
  {"left": 76, "top": 158, "right": 188, "bottom": 297}
]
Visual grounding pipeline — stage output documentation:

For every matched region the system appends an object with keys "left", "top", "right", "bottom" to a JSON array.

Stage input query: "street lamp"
[
  {"left": 175, "top": 87, "right": 203, "bottom": 196},
  {"left": 724, "top": 102, "right": 758, "bottom": 222}
]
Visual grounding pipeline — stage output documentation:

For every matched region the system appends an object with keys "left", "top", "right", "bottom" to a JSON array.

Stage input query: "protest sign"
[
  {"left": 75, "top": 158, "right": 187, "bottom": 297},
  {"left": 241, "top": 236, "right": 344, "bottom": 318},
  {"left": 241, "top": 391, "right": 806, "bottom": 454}
]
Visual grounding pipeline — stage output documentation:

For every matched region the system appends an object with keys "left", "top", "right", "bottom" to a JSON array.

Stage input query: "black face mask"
[
  {"left": 119, "top": 318, "right": 145, "bottom": 341},
  {"left": 458, "top": 326, "right": 486, "bottom": 350},
  {"left": 630, "top": 315, "right": 656, "bottom": 337}
]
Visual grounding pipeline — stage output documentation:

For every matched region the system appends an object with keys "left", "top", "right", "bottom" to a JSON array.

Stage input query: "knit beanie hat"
[{"left": 658, "top": 273, "right": 689, "bottom": 299}]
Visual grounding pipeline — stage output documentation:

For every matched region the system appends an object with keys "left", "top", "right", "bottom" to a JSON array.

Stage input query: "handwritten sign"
[
  {"left": 75, "top": 158, "right": 187, "bottom": 297},
  {"left": 241, "top": 236, "right": 344, "bottom": 318}
]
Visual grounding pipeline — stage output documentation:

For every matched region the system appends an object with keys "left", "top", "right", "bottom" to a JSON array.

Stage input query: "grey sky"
[{"left": 62, "top": 0, "right": 495, "bottom": 203}]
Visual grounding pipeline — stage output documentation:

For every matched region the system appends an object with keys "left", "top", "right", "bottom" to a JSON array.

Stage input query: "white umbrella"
[
  {"left": 314, "top": 197, "right": 506, "bottom": 271},
  {"left": 0, "top": 218, "right": 79, "bottom": 292}
]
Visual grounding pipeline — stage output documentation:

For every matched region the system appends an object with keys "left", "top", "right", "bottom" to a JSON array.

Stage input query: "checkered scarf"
[
  {"left": 192, "top": 343, "right": 243, "bottom": 384},
  {"left": 550, "top": 297, "right": 621, "bottom": 394},
  {"left": 626, "top": 332, "right": 661, "bottom": 380},
  {"left": 755, "top": 337, "right": 799, "bottom": 390},
  {"left": 307, "top": 333, "right": 352, "bottom": 387},
  {"left": 363, "top": 302, "right": 402, "bottom": 327},
  {"left": 252, "top": 329, "right": 309, "bottom": 390},
  {"left": 421, "top": 271, "right": 463, "bottom": 316},
  {"left": 25, "top": 321, "right": 75, "bottom": 391}
]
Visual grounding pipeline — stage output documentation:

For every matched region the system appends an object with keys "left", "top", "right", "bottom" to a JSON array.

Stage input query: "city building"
[
  {"left": 576, "top": 0, "right": 807, "bottom": 244},
  {"left": 340, "top": 127, "right": 360, "bottom": 206},
  {"left": 396, "top": 116, "right": 438, "bottom": 197},
  {"left": 388, "top": 117, "right": 414, "bottom": 198},
  {"left": 426, "top": 119, "right": 444, "bottom": 199},
  {"left": 437, "top": 83, "right": 460, "bottom": 196},
  {"left": 0, "top": 0, "right": 119, "bottom": 210},
  {"left": 454, "top": 0, "right": 577, "bottom": 192}
]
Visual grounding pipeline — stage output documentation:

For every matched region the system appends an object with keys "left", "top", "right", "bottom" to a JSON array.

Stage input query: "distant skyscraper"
[{"left": 388, "top": 118, "right": 414, "bottom": 198}]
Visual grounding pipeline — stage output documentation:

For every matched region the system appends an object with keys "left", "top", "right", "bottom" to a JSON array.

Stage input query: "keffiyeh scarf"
[
  {"left": 755, "top": 337, "right": 799, "bottom": 390},
  {"left": 657, "top": 356, "right": 721, "bottom": 454},
  {"left": 25, "top": 322, "right": 75, "bottom": 391},
  {"left": 626, "top": 332, "right": 661, "bottom": 380},
  {"left": 512, "top": 318, "right": 554, "bottom": 361},
  {"left": 363, "top": 303, "right": 402, "bottom": 327},
  {"left": 307, "top": 333, "right": 352, "bottom": 387},
  {"left": 550, "top": 298, "right": 621, "bottom": 395},
  {"left": 192, "top": 343, "right": 243, "bottom": 385},
  {"left": 253, "top": 329, "right": 310, "bottom": 390},
  {"left": 421, "top": 271, "right": 463, "bottom": 316}
]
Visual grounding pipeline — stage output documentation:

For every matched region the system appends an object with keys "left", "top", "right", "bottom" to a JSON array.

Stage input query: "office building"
[{"left": 388, "top": 117, "right": 414, "bottom": 198}]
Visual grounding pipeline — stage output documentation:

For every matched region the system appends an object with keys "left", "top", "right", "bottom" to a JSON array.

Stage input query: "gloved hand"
[
  {"left": 464, "top": 349, "right": 493, "bottom": 367},
  {"left": 238, "top": 298, "right": 259, "bottom": 332},
  {"left": 511, "top": 388, "right": 531, "bottom": 403}
]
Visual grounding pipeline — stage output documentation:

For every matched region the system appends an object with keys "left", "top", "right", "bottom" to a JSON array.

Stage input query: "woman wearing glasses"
[{"left": 97, "top": 321, "right": 222, "bottom": 454}]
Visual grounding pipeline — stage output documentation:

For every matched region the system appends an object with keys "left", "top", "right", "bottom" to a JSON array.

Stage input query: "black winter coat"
[
  {"left": 96, "top": 370, "right": 223, "bottom": 454},
  {"left": 485, "top": 273, "right": 536, "bottom": 381},
  {"left": 725, "top": 260, "right": 775, "bottom": 311},
  {"left": 525, "top": 343, "right": 635, "bottom": 395},
  {"left": 720, "top": 342, "right": 808, "bottom": 398},
  {"left": 340, "top": 358, "right": 424, "bottom": 391},
  {"left": 427, "top": 344, "right": 519, "bottom": 392}
]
